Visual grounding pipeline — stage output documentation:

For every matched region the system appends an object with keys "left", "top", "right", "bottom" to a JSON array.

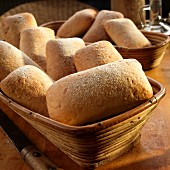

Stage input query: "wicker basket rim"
[
  {"left": 0, "top": 77, "right": 165, "bottom": 132},
  {"left": 40, "top": 20, "right": 66, "bottom": 27}
]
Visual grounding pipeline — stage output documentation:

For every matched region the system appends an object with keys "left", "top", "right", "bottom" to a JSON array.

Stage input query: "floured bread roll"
[
  {"left": 46, "top": 59, "right": 153, "bottom": 126},
  {"left": 0, "top": 41, "right": 42, "bottom": 81},
  {"left": 20, "top": 26, "right": 55, "bottom": 71},
  {"left": 83, "top": 10, "right": 124, "bottom": 43},
  {"left": 57, "top": 8, "right": 97, "bottom": 38},
  {"left": 1, "top": 12, "right": 37, "bottom": 48},
  {"left": 104, "top": 18, "right": 152, "bottom": 48},
  {"left": 0, "top": 65, "right": 54, "bottom": 117},
  {"left": 73, "top": 40, "right": 123, "bottom": 71},
  {"left": 46, "top": 38, "right": 85, "bottom": 80}
]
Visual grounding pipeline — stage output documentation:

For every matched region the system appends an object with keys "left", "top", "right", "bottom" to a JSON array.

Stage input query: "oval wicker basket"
[
  {"left": 115, "top": 31, "right": 170, "bottom": 70},
  {"left": 41, "top": 20, "right": 170, "bottom": 71},
  {"left": 0, "top": 77, "right": 165, "bottom": 169}
]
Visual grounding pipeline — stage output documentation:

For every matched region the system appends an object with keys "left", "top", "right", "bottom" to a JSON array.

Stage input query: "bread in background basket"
[
  {"left": 41, "top": 9, "right": 170, "bottom": 70},
  {"left": 57, "top": 8, "right": 98, "bottom": 38}
]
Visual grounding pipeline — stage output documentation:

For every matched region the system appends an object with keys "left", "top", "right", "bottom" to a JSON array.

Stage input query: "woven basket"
[
  {"left": 115, "top": 31, "right": 170, "bottom": 70},
  {"left": 41, "top": 20, "right": 170, "bottom": 71},
  {"left": 0, "top": 77, "right": 165, "bottom": 169}
]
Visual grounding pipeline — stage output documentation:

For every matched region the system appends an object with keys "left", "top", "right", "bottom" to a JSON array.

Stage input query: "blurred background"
[
  {"left": 0, "top": 0, "right": 169, "bottom": 18},
  {"left": 0, "top": 0, "right": 170, "bottom": 24}
]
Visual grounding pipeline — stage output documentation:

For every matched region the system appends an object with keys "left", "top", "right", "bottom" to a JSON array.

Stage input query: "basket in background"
[{"left": 115, "top": 31, "right": 170, "bottom": 70}]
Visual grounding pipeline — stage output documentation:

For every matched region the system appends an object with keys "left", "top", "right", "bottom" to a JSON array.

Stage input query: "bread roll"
[
  {"left": 46, "top": 59, "right": 153, "bottom": 126},
  {"left": 46, "top": 38, "right": 85, "bottom": 80},
  {"left": 1, "top": 12, "right": 37, "bottom": 48},
  {"left": 20, "top": 26, "right": 55, "bottom": 71},
  {"left": 83, "top": 10, "right": 124, "bottom": 43},
  {"left": 0, "top": 41, "right": 42, "bottom": 81},
  {"left": 57, "top": 8, "right": 97, "bottom": 38},
  {"left": 104, "top": 18, "right": 152, "bottom": 48},
  {"left": 73, "top": 40, "right": 123, "bottom": 71},
  {"left": 0, "top": 65, "right": 54, "bottom": 117}
]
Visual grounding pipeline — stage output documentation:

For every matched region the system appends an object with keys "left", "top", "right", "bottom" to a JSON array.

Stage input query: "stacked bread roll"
[
  {"left": 20, "top": 27, "right": 55, "bottom": 71},
  {"left": 46, "top": 59, "right": 153, "bottom": 126},
  {"left": 1, "top": 12, "right": 56, "bottom": 72},
  {"left": 104, "top": 18, "right": 152, "bottom": 48},
  {"left": 57, "top": 8, "right": 98, "bottom": 38},
  {"left": 1, "top": 12, "right": 37, "bottom": 48},
  {"left": 0, "top": 10, "right": 154, "bottom": 125},
  {"left": 0, "top": 12, "right": 56, "bottom": 117},
  {"left": 0, "top": 41, "right": 41, "bottom": 81},
  {"left": 46, "top": 38, "right": 85, "bottom": 80},
  {"left": 55, "top": 9, "right": 151, "bottom": 48},
  {"left": 73, "top": 40, "right": 123, "bottom": 71},
  {"left": 0, "top": 65, "right": 53, "bottom": 117},
  {"left": 82, "top": 10, "right": 124, "bottom": 42}
]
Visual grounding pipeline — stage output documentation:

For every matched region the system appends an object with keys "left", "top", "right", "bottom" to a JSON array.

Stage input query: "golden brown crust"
[
  {"left": 1, "top": 12, "right": 37, "bottom": 48},
  {"left": 0, "top": 41, "right": 42, "bottom": 81},
  {"left": 20, "top": 26, "right": 55, "bottom": 71},
  {"left": 83, "top": 10, "right": 124, "bottom": 43},
  {"left": 46, "top": 38, "right": 85, "bottom": 80},
  {"left": 46, "top": 59, "right": 153, "bottom": 126},
  {"left": 73, "top": 40, "right": 123, "bottom": 71},
  {"left": 57, "top": 8, "right": 98, "bottom": 38},
  {"left": 0, "top": 65, "right": 54, "bottom": 117},
  {"left": 104, "top": 18, "right": 152, "bottom": 48}
]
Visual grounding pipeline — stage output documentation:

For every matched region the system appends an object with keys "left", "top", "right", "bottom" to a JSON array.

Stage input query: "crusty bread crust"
[
  {"left": 73, "top": 40, "right": 123, "bottom": 71},
  {"left": 46, "top": 38, "right": 85, "bottom": 80},
  {"left": 0, "top": 65, "right": 53, "bottom": 117},
  {"left": 104, "top": 18, "right": 152, "bottom": 48},
  {"left": 46, "top": 59, "right": 153, "bottom": 126},
  {"left": 20, "top": 26, "right": 55, "bottom": 71},
  {"left": 83, "top": 10, "right": 124, "bottom": 43},
  {"left": 0, "top": 41, "right": 42, "bottom": 81},
  {"left": 1, "top": 12, "right": 37, "bottom": 48},
  {"left": 57, "top": 8, "right": 97, "bottom": 38}
]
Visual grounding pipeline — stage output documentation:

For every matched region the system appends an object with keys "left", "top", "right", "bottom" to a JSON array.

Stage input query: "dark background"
[
  {"left": 80, "top": 0, "right": 169, "bottom": 18},
  {"left": 0, "top": 0, "right": 169, "bottom": 18}
]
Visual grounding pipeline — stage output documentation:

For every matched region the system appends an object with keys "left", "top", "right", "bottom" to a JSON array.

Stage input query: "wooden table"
[{"left": 0, "top": 45, "right": 170, "bottom": 170}]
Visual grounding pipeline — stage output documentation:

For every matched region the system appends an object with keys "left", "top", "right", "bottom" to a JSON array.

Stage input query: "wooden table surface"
[{"left": 0, "top": 45, "right": 170, "bottom": 170}]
